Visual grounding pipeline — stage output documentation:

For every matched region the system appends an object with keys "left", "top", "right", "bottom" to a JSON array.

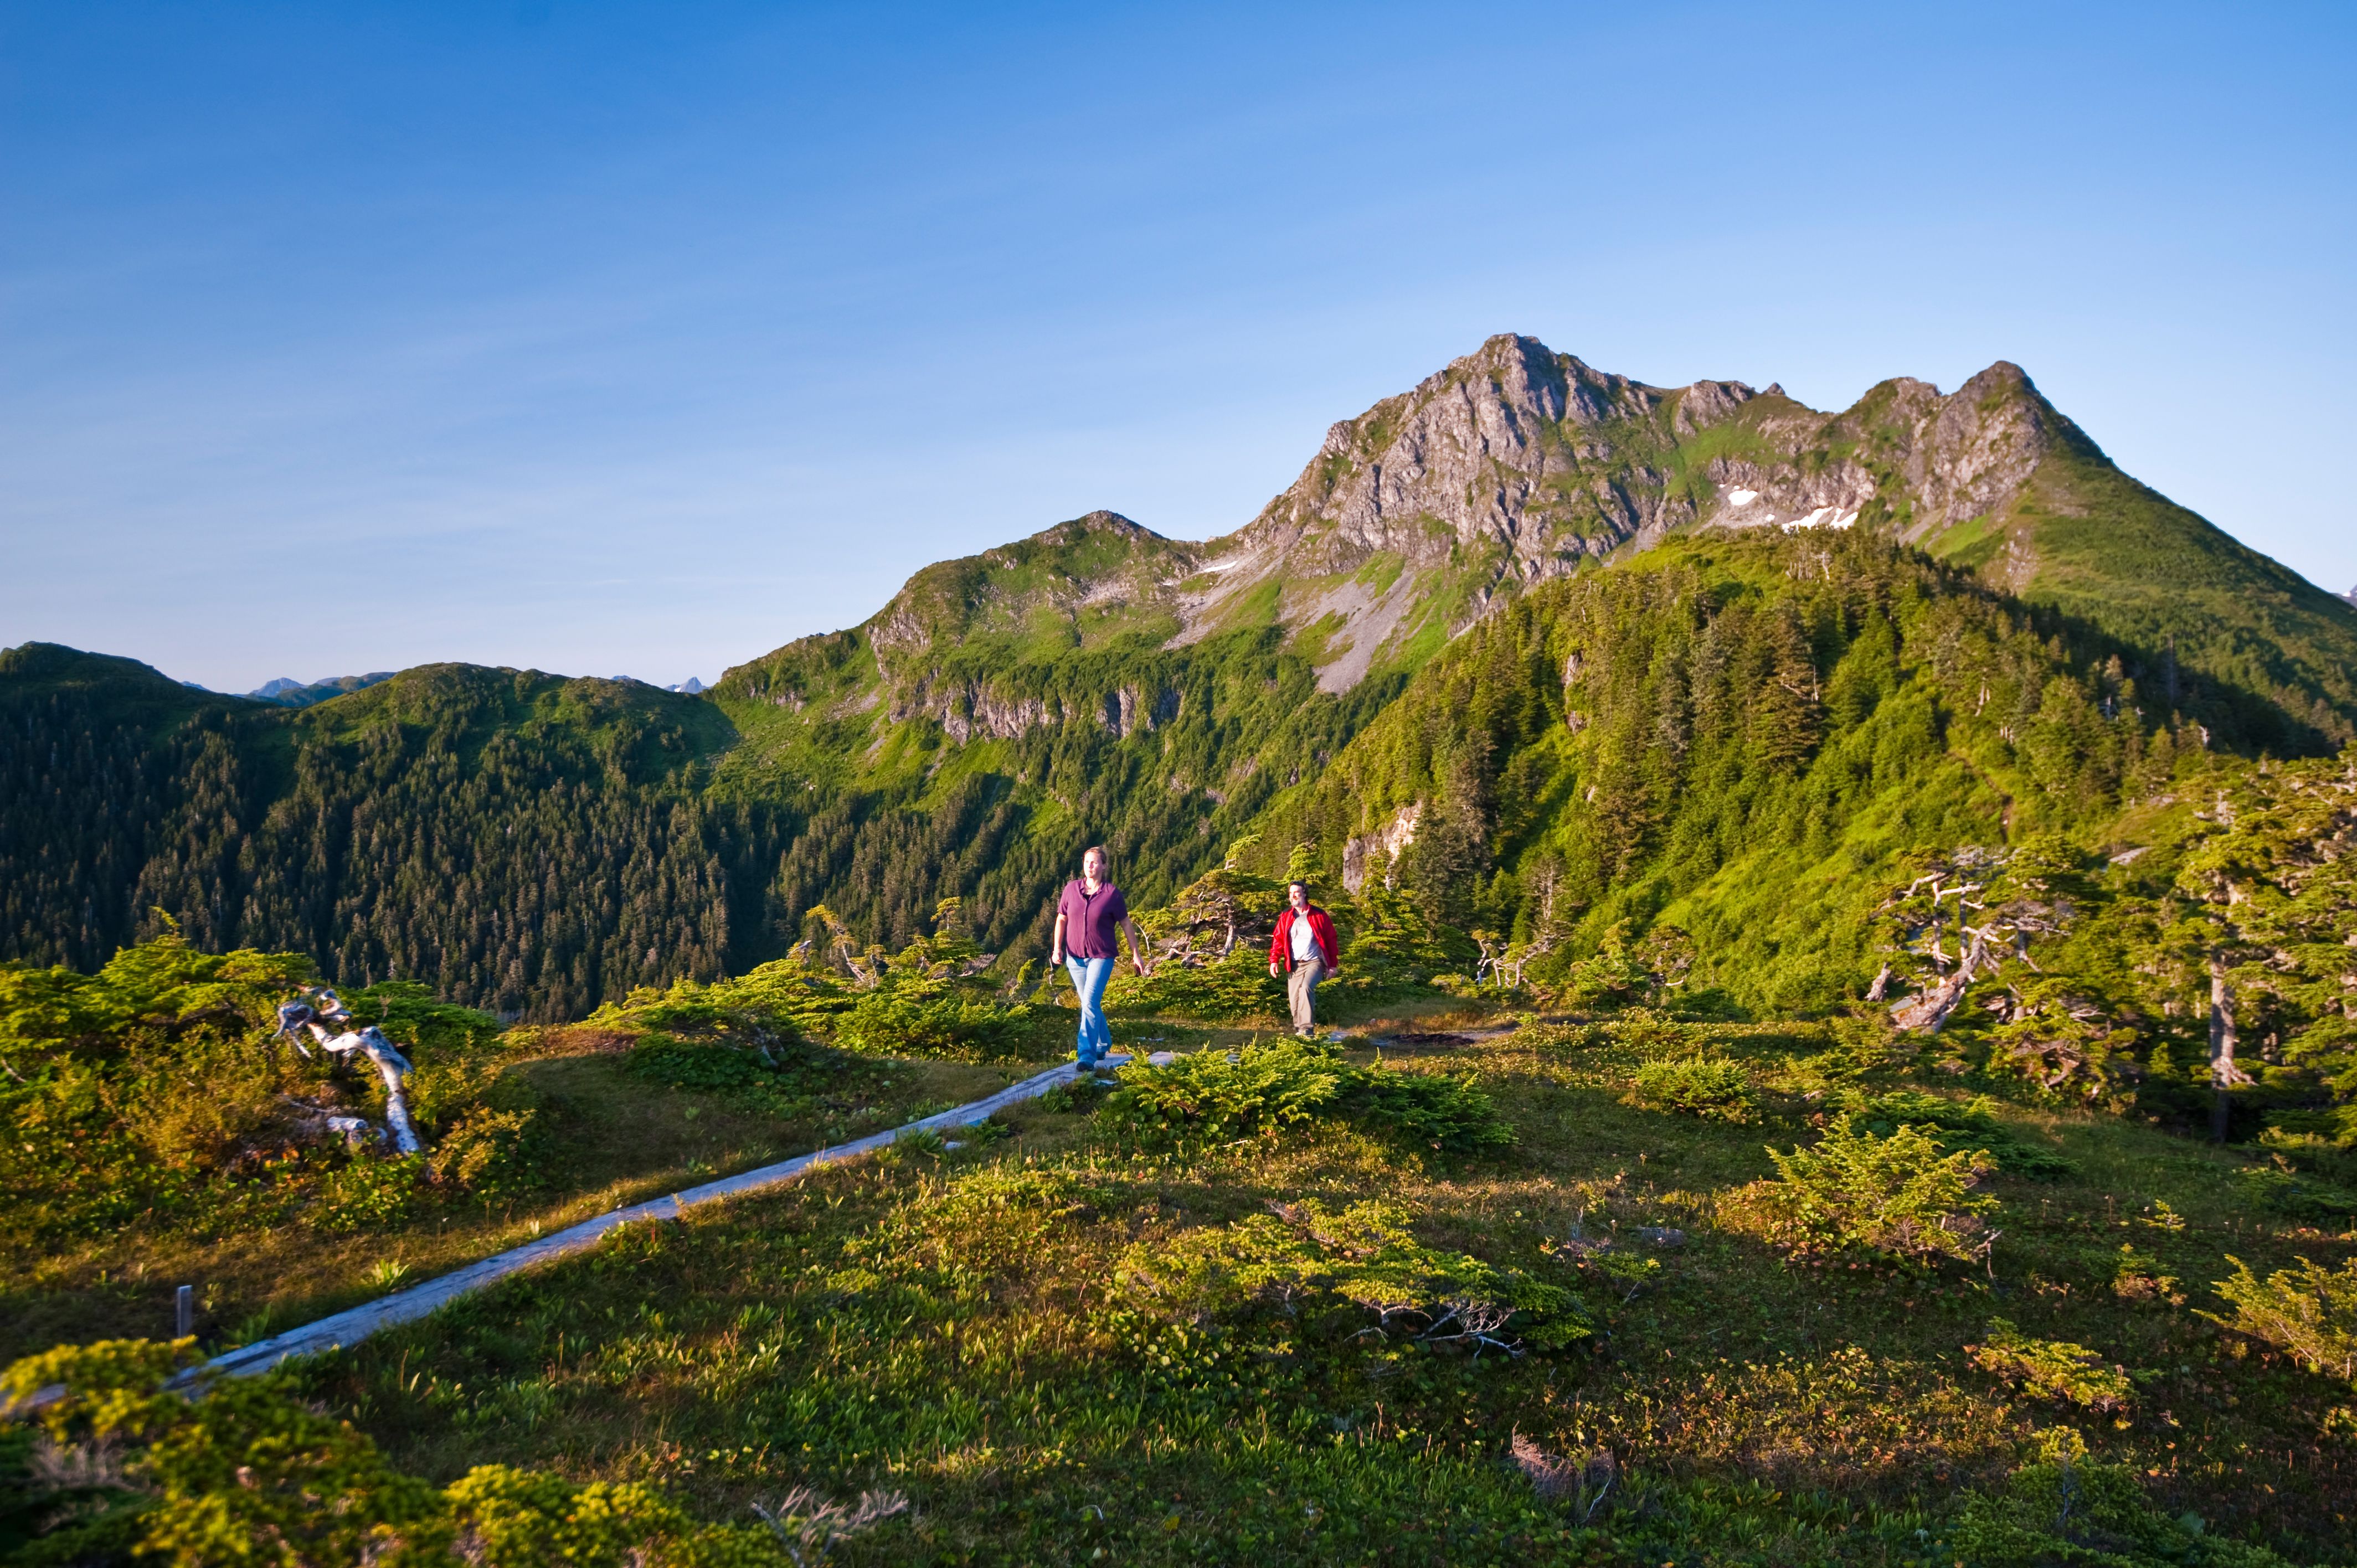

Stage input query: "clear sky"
[{"left": 4, "top": 1, "right": 2351, "bottom": 692}]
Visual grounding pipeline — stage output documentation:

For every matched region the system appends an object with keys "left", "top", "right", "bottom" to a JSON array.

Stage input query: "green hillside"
[
  {"left": 1, "top": 648, "right": 768, "bottom": 1017},
  {"left": 1275, "top": 529, "right": 2178, "bottom": 1007},
  {"left": 6, "top": 336, "right": 2355, "bottom": 1026},
  {"left": 1926, "top": 426, "right": 2357, "bottom": 751}
]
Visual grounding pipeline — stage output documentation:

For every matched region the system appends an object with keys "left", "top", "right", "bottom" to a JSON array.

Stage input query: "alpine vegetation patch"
[
  {"left": 1722, "top": 1111, "right": 2001, "bottom": 1265},
  {"left": 1097, "top": 1037, "right": 1513, "bottom": 1161}
]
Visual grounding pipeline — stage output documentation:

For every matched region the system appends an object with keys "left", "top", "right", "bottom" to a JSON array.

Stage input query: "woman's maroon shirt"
[{"left": 1057, "top": 879, "right": 1128, "bottom": 959}]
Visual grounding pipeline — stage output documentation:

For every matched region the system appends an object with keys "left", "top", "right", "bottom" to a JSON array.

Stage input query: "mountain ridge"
[
  {"left": 7, "top": 331, "right": 2354, "bottom": 1015},
  {"left": 718, "top": 333, "right": 2356, "bottom": 765}
]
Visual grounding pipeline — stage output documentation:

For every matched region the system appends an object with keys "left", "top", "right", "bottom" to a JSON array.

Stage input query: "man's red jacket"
[{"left": 1269, "top": 906, "right": 1339, "bottom": 972}]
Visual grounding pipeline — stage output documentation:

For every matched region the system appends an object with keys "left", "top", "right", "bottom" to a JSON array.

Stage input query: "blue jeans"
[{"left": 1066, "top": 955, "right": 1115, "bottom": 1065}]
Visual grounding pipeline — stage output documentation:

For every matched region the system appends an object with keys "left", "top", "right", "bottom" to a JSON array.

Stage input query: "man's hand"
[{"left": 1268, "top": 961, "right": 1282, "bottom": 979}]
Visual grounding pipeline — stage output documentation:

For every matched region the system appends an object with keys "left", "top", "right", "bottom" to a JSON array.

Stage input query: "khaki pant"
[{"left": 1286, "top": 956, "right": 1326, "bottom": 1036}]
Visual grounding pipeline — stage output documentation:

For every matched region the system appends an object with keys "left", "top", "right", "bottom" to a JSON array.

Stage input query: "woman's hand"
[
  {"left": 1134, "top": 956, "right": 1151, "bottom": 977},
  {"left": 1051, "top": 947, "right": 1064, "bottom": 966}
]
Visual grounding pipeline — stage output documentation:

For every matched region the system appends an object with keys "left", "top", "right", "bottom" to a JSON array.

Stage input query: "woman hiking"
[
  {"left": 1268, "top": 880, "right": 1340, "bottom": 1038},
  {"left": 1049, "top": 845, "right": 1151, "bottom": 1070}
]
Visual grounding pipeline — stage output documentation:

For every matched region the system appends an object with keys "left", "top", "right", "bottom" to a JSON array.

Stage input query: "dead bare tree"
[{"left": 273, "top": 988, "right": 423, "bottom": 1156}]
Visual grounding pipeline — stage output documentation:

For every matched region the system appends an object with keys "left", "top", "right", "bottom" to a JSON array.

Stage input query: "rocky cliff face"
[
  {"left": 1166, "top": 334, "right": 1773, "bottom": 689},
  {"left": 1690, "top": 360, "right": 2098, "bottom": 578},
  {"left": 1233, "top": 334, "right": 1746, "bottom": 575}
]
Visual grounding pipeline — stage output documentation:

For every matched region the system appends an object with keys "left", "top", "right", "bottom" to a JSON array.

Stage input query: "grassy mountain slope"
[
  {"left": 1270, "top": 529, "right": 2207, "bottom": 1013},
  {"left": 1678, "top": 361, "right": 2357, "bottom": 750},
  {"left": 1941, "top": 430, "right": 2357, "bottom": 748}
]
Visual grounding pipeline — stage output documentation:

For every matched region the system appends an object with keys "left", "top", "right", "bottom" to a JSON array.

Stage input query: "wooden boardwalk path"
[{"left": 8, "top": 1053, "right": 1128, "bottom": 1414}]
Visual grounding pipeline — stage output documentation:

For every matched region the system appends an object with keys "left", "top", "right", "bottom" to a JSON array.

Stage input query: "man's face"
[{"left": 1289, "top": 885, "right": 1308, "bottom": 910}]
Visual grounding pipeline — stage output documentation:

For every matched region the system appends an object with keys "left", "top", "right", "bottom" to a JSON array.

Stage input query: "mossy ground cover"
[{"left": 43, "top": 1010, "right": 2327, "bottom": 1565}]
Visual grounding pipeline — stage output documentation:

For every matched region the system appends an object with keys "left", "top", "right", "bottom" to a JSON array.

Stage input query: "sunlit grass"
[{"left": 256, "top": 1020, "right": 2357, "bottom": 1564}]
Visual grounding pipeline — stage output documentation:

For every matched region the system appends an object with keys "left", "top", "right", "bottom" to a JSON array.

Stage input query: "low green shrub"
[
  {"left": 2112, "top": 1244, "right": 2185, "bottom": 1304},
  {"left": 1967, "top": 1318, "right": 2134, "bottom": 1410},
  {"left": 833, "top": 984, "right": 1062, "bottom": 1061},
  {"left": 1099, "top": 1039, "right": 1513, "bottom": 1162},
  {"left": 1105, "top": 947, "right": 1285, "bottom": 1022},
  {"left": 1520, "top": 1011, "right": 1713, "bottom": 1061},
  {"left": 1847, "top": 1090, "right": 2075, "bottom": 1180},
  {"left": 1511, "top": 1018, "right": 1609, "bottom": 1053},
  {"left": 2200, "top": 1254, "right": 2357, "bottom": 1385},
  {"left": 1350, "top": 1066, "right": 1518, "bottom": 1158},
  {"left": 422, "top": 1105, "right": 538, "bottom": 1196},
  {"left": 0, "top": 1339, "right": 865, "bottom": 1566},
  {"left": 626, "top": 1034, "right": 768, "bottom": 1090},
  {"left": 1604, "top": 1012, "right": 1711, "bottom": 1060},
  {"left": 2231, "top": 1162, "right": 2357, "bottom": 1224},
  {"left": 1102, "top": 1037, "right": 1346, "bottom": 1144},
  {"left": 1952, "top": 1447, "right": 2294, "bottom": 1567},
  {"left": 312, "top": 1156, "right": 426, "bottom": 1234},
  {"left": 1120, "top": 1198, "right": 1588, "bottom": 1354},
  {"left": 1725, "top": 1112, "right": 2000, "bottom": 1265},
  {"left": 1628, "top": 1056, "right": 1757, "bottom": 1122}
]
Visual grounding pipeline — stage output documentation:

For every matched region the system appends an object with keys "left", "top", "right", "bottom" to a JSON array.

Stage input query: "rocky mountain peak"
[
  {"left": 1029, "top": 509, "right": 1167, "bottom": 546},
  {"left": 1694, "top": 358, "right": 2106, "bottom": 568},
  {"left": 1231, "top": 332, "right": 1753, "bottom": 582}
]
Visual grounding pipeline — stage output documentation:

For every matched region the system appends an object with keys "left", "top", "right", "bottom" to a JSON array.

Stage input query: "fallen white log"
[{"left": 276, "top": 990, "right": 421, "bottom": 1156}]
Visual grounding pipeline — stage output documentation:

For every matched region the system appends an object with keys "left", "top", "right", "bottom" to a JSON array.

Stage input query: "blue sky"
[{"left": 3, "top": 1, "right": 2351, "bottom": 691}]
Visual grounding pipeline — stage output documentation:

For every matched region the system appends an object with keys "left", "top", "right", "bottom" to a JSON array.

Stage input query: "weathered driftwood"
[
  {"left": 275, "top": 990, "right": 420, "bottom": 1155},
  {"left": 1888, "top": 927, "right": 1991, "bottom": 1034}
]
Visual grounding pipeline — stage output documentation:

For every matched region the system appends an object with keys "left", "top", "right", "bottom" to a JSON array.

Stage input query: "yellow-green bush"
[
  {"left": 1967, "top": 1318, "right": 2134, "bottom": 1411},
  {"left": 2201, "top": 1254, "right": 2357, "bottom": 1386},
  {"left": 1628, "top": 1056, "right": 1757, "bottom": 1122},
  {"left": 1724, "top": 1112, "right": 2000, "bottom": 1265}
]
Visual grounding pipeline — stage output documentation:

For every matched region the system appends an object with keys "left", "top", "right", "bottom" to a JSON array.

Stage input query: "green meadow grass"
[
  {"left": 0, "top": 1039, "right": 1025, "bottom": 1368},
  {"left": 253, "top": 1018, "right": 2355, "bottom": 1565}
]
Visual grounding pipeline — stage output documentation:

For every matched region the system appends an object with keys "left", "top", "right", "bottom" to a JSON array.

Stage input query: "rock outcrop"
[
  {"left": 1232, "top": 333, "right": 1752, "bottom": 582},
  {"left": 1695, "top": 361, "right": 2100, "bottom": 565}
]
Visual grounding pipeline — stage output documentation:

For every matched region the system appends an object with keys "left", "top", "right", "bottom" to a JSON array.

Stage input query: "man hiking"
[
  {"left": 1268, "top": 880, "right": 1340, "bottom": 1039},
  {"left": 1049, "top": 845, "right": 1150, "bottom": 1070}
]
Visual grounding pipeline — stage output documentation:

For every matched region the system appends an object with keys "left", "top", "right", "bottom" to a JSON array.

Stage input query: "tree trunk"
[
  {"left": 1891, "top": 930, "right": 1989, "bottom": 1034},
  {"left": 2208, "top": 952, "right": 2248, "bottom": 1142},
  {"left": 307, "top": 1023, "right": 424, "bottom": 1156},
  {"left": 1865, "top": 963, "right": 1892, "bottom": 1003}
]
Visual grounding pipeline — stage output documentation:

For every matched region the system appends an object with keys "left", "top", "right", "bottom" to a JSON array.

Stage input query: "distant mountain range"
[
  {"left": 246, "top": 673, "right": 397, "bottom": 707},
  {"left": 7, "top": 332, "right": 2355, "bottom": 1017}
]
